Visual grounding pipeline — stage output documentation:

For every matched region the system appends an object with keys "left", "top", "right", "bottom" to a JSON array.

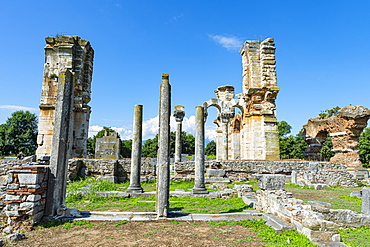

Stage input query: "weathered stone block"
[
  {"left": 19, "top": 202, "right": 38, "bottom": 211},
  {"left": 256, "top": 174, "right": 285, "bottom": 190},
  {"left": 18, "top": 173, "right": 44, "bottom": 185},
  {"left": 206, "top": 169, "right": 225, "bottom": 177},
  {"left": 5, "top": 195, "right": 22, "bottom": 201},
  {"left": 26, "top": 194, "right": 42, "bottom": 202},
  {"left": 362, "top": 187, "right": 370, "bottom": 215}
]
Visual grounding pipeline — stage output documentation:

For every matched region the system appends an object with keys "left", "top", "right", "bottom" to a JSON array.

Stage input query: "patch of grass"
[
  {"left": 286, "top": 183, "right": 314, "bottom": 190},
  {"left": 285, "top": 185, "right": 363, "bottom": 213},
  {"left": 338, "top": 195, "right": 362, "bottom": 205},
  {"left": 216, "top": 219, "right": 316, "bottom": 247},
  {"left": 59, "top": 220, "right": 95, "bottom": 229},
  {"left": 114, "top": 220, "right": 128, "bottom": 227},
  {"left": 169, "top": 196, "right": 251, "bottom": 214},
  {"left": 38, "top": 220, "right": 64, "bottom": 229},
  {"left": 339, "top": 226, "right": 370, "bottom": 247}
]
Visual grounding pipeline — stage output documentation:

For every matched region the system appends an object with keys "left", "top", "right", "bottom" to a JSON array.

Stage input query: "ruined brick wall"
[
  {"left": 4, "top": 166, "right": 48, "bottom": 231},
  {"left": 36, "top": 36, "right": 94, "bottom": 159},
  {"left": 303, "top": 105, "right": 370, "bottom": 167}
]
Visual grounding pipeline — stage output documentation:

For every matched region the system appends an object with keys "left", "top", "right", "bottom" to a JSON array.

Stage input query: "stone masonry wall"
[
  {"left": 175, "top": 160, "right": 357, "bottom": 186},
  {"left": 4, "top": 165, "right": 48, "bottom": 231}
]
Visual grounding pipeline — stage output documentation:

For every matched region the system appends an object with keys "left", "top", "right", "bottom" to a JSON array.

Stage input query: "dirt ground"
[{"left": 15, "top": 221, "right": 267, "bottom": 247}]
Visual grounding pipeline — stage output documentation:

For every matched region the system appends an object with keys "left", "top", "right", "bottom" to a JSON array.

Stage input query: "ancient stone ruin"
[
  {"left": 36, "top": 36, "right": 94, "bottom": 159},
  {"left": 95, "top": 131, "right": 121, "bottom": 159},
  {"left": 204, "top": 38, "right": 280, "bottom": 161},
  {"left": 303, "top": 105, "right": 370, "bottom": 167}
]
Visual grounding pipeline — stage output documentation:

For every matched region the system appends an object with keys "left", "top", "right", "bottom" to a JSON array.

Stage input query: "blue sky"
[{"left": 1, "top": 0, "right": 369, "bottom": 141}]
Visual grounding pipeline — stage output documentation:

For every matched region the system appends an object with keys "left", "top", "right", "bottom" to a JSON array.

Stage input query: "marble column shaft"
[
  {"left": 156, "top": 74, "right": 171, "bottom": 217},
  {"left": 221, "top": 116, "right": 229, "bottom": 160},
  {"left": 193, "top": 106, "right": 208, "bottom": 194},
  {"left": 174, "top": 106, "right": 185, "bottom": 163},
  {"left": 127, "top": 105, "right": 144, "bottom": 193}
]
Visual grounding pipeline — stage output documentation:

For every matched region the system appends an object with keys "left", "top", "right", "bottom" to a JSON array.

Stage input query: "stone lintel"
[{"left": 329, "top": 132, "right": 347, "bottom": 137}]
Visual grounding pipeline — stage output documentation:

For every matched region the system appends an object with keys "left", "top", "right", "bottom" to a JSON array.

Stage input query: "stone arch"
[{"left": 303, "top": 105, "right": 370, "bottom": 167}]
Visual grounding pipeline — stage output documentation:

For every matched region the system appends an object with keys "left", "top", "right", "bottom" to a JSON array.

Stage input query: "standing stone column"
[
  {"left": 192, "top": 106, "right": 208, "bottom": 194},
  {"left": 173, "top": 105, "right": 185, "bottom": 163},
  {"left": 45, "top": 70, "right": 74, "bottom": 216},
  {"left": 156, "top": 74, "right": 171, "bottom": 218},
  {"left": 220, "top": 114, "right": 230, "bottom": 160},
  {"left": 362, "top": 187, "right": 370, "bottom": 214},
  {"left": 127, "top": 105, "right": 144, "bottom": 193}
]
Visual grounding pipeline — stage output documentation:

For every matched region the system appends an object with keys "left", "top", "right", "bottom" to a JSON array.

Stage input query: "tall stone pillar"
[
  {"left": 192, "top": 106, "right": 208, "bottom": 194},
  {"left": 45, "top": 70, "right": 74, "bottom": 216},
  {"left": 221, "top": 114, "right": 230, "bottom": 160},
  {"left": 156, "top": 74, "right": 171, "bottom": 218},
  {"left": 173, "top": 105, "right": 185, "bottom": 163},
  {"left": 127, "top": 105, "right": 144, "bottom": 193},
  {"left": 36, "top": 36, "right": 94, "bottom": 159}
]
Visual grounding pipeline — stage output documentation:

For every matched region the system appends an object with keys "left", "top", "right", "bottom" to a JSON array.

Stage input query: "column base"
[
  {"left": 192, "top": 187, "right": 209, "bottom": 194},
  {"left": 126, "top": 186, "right": 144, "bottom": 193}
]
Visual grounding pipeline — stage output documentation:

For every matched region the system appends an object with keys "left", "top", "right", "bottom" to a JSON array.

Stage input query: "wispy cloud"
[
  {"left": 0, "top": 105, "right": 37, "bottom": 111},
  {"left": 209, "top": 34, "right": 243, "bottom": 51},
  {"left": 89, "top": 115, "right": 216, "bottom": 142},
  {"left": 173, "top": 13, "right": 184, "bottom": 21}
]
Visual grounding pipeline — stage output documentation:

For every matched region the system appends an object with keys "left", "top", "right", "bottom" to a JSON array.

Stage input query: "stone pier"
[
  {"left": 156, "top": 74, "right": 171, "bottom": 217},
  {"left": 173, "top": 105, "right": 185, "bottom": 163},
  {"left": 36, "top": 36, "right": 94, "bottom": 159},
  {"left": 192, "top": 106, "right": 208, "bottom": 194},
  {"left": 45, "top": 70, "right": 74, "bottom": 216},
  {"left": 127, "top": 105, "right": 144, "bottom": 193}
]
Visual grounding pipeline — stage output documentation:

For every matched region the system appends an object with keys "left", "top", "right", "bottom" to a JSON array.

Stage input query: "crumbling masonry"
[
  {"left": 36, "top": 36, "right": 94, "bottom": 159},
  {"left": 204, "top": 38, "right": 280, "bottom": 160},
  {"left": 303, "top": 105, "right": 370, "bottom": 167}
]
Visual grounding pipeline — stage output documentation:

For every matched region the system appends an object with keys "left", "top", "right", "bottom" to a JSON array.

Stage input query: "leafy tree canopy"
[
  {"left": 205, "top": 140, "right": 216, "bottom": 156},
  {"left": 0, "top": 111, "right": 38, "bottom": 156},
  {"left": 142, "top": 131, "right": 195, "bottom": 158},
  {"left": 318, "top": 106, "right": 341, "bottom": 119},
  {"left": 278, "top": 121, "right": 307, "bottom": 160},
  {"left": 359, "top": 128, "right": 370, "bottom": 165}
]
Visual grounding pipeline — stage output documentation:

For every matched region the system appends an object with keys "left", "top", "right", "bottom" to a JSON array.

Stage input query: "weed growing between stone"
[
  {"left": 208, "top": 219, "right": 316, "bottom": 247},
  {"left": 339, "top": 226, "right": 370, "bottom": 247}
]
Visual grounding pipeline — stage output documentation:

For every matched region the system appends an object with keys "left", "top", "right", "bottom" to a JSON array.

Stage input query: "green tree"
[
  {"left": 359, "top": 128, "right": 370, "bottom": 165},
  {"left": 205, "top": 140, "right": 216, "bottom": 156},
  {"left": 142, "top": 135, "right": 159, "bottom": 158},
  {"left": 182, "top": 132, "right": 195, "bottom": 154},
  {"left": 121, "top": 139, "right": 132, "bottom": 158},
  {"left": 2, "top": 111, "right": 38, "bottom": 155},
  {"left": 318, "top": 135, "right": 334, "bottom": 161},
  {"left": 318, "top": 106, "right": 341, "bottom": 119},
  {"left": 278, "top": 121, "right": 307, "bottom": 159},
  {"left": 142, "top": 131, "right": 195, "bottom": 158},
  {"left": 278, "top": 120, "right": 292, "bottom": 138}
]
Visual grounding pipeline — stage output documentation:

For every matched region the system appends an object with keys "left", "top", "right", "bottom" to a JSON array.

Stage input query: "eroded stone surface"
[
  {"left": 36, "top": 36, "right": 94, "bottom": 159},
  {"left": 303, "top": 105, "right": 370, "bottom": 167}
]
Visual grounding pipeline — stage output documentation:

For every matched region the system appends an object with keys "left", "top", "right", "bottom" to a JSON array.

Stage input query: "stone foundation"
[{"left": 256, "top": 188, "right": 370, "bottom": 242}]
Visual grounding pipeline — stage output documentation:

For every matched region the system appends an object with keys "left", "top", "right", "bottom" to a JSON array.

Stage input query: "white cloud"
[
  {"left": 88, "top": 115, "right": 216, "bottom": 142},
  {"left": 209, "top": 34, "right": 243, "bottom": 51},
  {"left": 0, "top": 105, "right": 37, "bottom": 111}
]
